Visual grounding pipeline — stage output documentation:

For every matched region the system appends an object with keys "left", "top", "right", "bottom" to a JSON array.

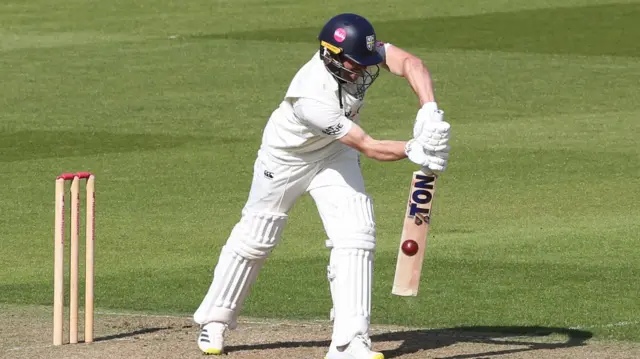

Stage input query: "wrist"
[
  {"left": 420, "top": 101, "right": 438, "bottom": 112},
  {"left": 404, "top": 139, "right": 415, "bottom": 154}
]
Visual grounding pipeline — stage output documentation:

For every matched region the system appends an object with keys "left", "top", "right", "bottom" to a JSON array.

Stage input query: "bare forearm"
[
  {"left": 363, "top": 139, "right": 407, "bottom": 161},
  {"left": 383, "top": 45, "right": 437, "bottom": 106},
  {"left": 338, "top": 123, "right": 408, "bottom": 162},
  {"left": 403, "top": 58, "right": 436, "bottom": 106}
]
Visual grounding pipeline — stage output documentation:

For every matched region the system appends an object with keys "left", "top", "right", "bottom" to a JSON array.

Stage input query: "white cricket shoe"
[
  {"left": 325, "top": 335, "right": 384, "bottom": 359},
  {"left": 197, "top": 322, "right": 226, "bottom": 355}
]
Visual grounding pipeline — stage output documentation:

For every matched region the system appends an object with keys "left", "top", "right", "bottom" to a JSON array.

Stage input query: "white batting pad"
[
  {"left": 193, "top": 211, "right": 287, "bottom": 326},
  {"left": 327, "top": 247, "right": 373, "bottom": 347},
  {"left": 321, "top": 193, "right": 376, "bottom": 347}
]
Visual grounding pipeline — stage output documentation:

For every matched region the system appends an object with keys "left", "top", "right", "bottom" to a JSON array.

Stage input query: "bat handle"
[{"left": 419, "top": 167, "right": 437, "bottom": 176}]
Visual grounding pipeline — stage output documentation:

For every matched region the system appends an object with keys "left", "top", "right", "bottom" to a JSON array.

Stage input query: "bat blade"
[{"left": 391, "top": 170, "right": 437, "bottom": 296}]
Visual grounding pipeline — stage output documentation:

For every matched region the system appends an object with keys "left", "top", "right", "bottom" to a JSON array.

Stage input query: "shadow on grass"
[{"left": 224, "top": 325, "right": 592, "bottom": 358}]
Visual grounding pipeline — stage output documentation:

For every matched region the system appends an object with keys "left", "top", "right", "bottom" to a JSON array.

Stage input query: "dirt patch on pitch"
[{"left": 1, "top": 304, "right": 639, "bottom": 359}]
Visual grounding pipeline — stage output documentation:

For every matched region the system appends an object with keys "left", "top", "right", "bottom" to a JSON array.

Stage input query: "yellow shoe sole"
[
  {"left": 324, "top": 354, "right": 384, "bottom": 359},
  {"left": 202, "top": 348, "right": 223, "bottom": 355}
]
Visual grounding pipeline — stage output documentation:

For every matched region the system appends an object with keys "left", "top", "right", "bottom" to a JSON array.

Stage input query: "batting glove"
[
  {"left": 405, "top": 139, "right": 449, "bottom": 173},
  {"left": 413, "top": 102, "right": 451, "bottom": 152}
]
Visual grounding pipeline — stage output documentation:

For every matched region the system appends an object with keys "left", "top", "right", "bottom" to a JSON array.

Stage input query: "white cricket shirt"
[{"left": 259, "top": 43, "right": 389, "bottom": 164}]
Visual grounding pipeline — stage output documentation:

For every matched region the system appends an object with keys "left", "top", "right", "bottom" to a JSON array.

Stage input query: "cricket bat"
[{"left": 391, "top": 170, "right": 437, "bottom": 296}]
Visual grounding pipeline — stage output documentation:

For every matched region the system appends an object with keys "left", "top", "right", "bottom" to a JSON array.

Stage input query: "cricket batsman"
[{"left": 193, "top": 12, "right": 451, "bottom": 359}]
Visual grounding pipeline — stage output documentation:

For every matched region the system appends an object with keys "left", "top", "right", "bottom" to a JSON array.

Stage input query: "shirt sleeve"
[
  {"left": 292, "top": 98, "right": 353, "bottom": 139},
  {"left": 375, "top": 41, "right": 392, "bottom": 61}
]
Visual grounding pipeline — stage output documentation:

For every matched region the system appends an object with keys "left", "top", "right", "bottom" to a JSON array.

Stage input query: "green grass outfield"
[{"left": 1, "top": 0, "right": 639, "bottom": 344}]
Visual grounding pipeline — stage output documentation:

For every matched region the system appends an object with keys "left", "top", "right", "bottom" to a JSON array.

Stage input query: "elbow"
[{"left": 402, "top": 56, "right": 427, "bottom": 76}]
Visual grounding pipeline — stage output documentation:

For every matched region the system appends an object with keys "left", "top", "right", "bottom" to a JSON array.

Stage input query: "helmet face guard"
[{"left": 320, "top": 41, "right": 380, "bottom": 100}]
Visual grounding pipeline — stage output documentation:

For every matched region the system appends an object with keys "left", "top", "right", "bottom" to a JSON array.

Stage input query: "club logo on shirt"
[
  {"left": 366, "top": 35, "right": 375, "bottom": 51},
  {"left": 322, "top": 123, "right": 344, "bottom": 136}
]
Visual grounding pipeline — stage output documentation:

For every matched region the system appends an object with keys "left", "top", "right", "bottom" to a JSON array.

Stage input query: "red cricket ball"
[{"left": 401, "top": 239, "right": 419, "bottom": 256}]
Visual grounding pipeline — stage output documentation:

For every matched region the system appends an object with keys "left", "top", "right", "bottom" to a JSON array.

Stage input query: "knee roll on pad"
[
  {"left": 193, "top": 211, "right": 287, "bottom": 326},
  {"left": 325, "top": 192, "right": 376, "bottom": 250},
  {"left": 228, "top": 210, "right": 287, "bottom": 259}
]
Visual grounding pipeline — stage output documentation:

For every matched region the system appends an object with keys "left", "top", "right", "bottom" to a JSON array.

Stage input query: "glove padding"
[
  {"left": 405, "top": 139, "right": 449, "bottom": 173},
  {"left": 413, "top": 102, "right": 451, "bottom": 152}
]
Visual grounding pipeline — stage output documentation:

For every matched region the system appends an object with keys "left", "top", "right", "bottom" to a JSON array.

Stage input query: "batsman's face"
[{"left": 342, "top": 59, "right": 365, "bottom": 81}]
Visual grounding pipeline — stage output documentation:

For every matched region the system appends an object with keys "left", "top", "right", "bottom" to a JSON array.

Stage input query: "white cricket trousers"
[
  {"left": 194, "top": 146, "right": 376, "bottom": 347},
  {"left": 245, "top": 147, "right": 367, "bottom": 214}
]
